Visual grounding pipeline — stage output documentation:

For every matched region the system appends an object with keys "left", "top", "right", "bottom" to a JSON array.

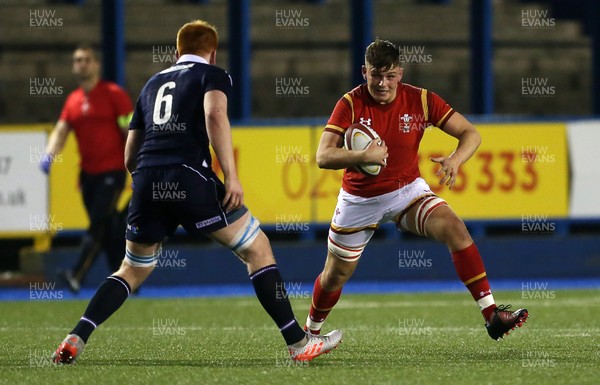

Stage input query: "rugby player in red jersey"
[
  {"left": 41, "top": 44, "right": 133, "bottom": 293},
  {"left": 305, "top": 39, "right": 529, "bottom": 341}
]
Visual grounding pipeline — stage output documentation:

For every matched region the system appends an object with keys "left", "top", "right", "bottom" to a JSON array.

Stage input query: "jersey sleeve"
[
  {"left": 204, "top": 68, "right": 232, "bottom": 98},
  {"left": 426, "top": 90, "right": 455, "bottom": 129},
  {"left": 129, "top": 97, "right": 144, "bottom": 130},
  {"left": 324, "top": 94, "right": 353, "bottom": 136}
]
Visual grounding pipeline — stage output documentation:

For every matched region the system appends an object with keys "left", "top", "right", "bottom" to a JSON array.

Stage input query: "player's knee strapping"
[
  {"left": 327, "top": 236, "right": 366, "bottom": 262},
  {"left": 228, "top": 214, "right": 261, "bottom": 254},
  {"left": 124, "top": 247, "right": 159, "bottom": 268},
  {"left": 400, "top": 195, "right": 447, "bottom": 236}
]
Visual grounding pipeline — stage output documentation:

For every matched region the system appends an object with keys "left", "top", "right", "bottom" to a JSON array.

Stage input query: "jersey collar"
[{"left": 176, "top": 54, "right": 209, "bottom": 65}]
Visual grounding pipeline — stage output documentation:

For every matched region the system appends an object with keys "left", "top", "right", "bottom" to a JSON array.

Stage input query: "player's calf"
[{"left": 305, "top": 235, "right": 363, "bottom": 334}]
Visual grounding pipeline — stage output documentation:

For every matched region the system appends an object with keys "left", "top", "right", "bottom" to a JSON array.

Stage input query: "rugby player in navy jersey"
[{"left": 52, "top": 20, "right": 342, "bottom": 364}]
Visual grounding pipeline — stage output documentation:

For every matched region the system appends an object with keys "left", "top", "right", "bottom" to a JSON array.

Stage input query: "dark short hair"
[
  {"left": 74, "top": 43, "right": 100, "bottom": 61},
  {"left": 365, "top": 38, "right": 400, "bottom": 71}
]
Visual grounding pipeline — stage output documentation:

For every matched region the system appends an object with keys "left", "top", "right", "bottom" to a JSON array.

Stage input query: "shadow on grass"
[
  {"left": 83, "top": 357, "right": 341, "bottom": 367},
  {"left": 4, "top": 357, "right": 341, "bottom": 368}
]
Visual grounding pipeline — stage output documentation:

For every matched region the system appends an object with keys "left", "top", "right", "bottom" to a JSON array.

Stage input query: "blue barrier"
[
  {"left": 54, "top": 218, "right": 600, "bottom": 242},
  {"left": 43, "top": 232, "right": 600, "bottom": 288}
]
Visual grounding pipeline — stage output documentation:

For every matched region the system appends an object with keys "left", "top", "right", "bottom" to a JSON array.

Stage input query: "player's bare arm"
[
  {"left": 124, "top": 129, "right": 143, "bottom": 173},
  {"left": 40, "top": 120, "right": 70, "bottom": 173},
  {"left": 45, "top": 120, "right": 70, "bottom": 156},
  {"left": 316, "top": 131, "right": 388, "bottom": 170},
  {"left": 431, "top": 112, "right": 481, "bottom": 189},
  {"left": 204, "top": 89, "right": 243, "bottom": 211}
]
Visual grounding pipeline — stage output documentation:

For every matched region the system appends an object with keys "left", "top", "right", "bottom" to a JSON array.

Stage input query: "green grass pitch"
[{"left": 1, "top": 290, "right": 598, "bottom": 385}]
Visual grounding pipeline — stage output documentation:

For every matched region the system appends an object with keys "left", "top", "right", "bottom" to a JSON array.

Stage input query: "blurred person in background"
[{"left": 41, "top": 44, "right": 133, "bottom": 293}]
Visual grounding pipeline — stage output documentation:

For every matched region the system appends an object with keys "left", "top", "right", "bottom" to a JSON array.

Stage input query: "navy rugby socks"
[
  {"left": 249, "top": 264, "right": 306, "bottom": 345},
  {"left": 71, "top": 275, "right": 131, "bottom": 343}
]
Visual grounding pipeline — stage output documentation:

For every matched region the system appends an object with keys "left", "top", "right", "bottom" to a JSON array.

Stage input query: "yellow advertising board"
[
  {"left": 232, "top": 127, "right": 314, "bottom": 225},
  {"left": 417, "top": 123, "right": 568, "bottom": 219},
  {"left": 49, "top": 134, "right": 86, "bottom": 230},
  {"left": 235, "top": 123, "right": 568, "bottom": 222},
  {"left": 222, "top": 127, "right": 344, "bottom": 225},
  {"left": 2, "top": 122, "right": 568, "bottom": 235},
  {"left": 49, "top": 134, "right": 132, "bottom": 230}
]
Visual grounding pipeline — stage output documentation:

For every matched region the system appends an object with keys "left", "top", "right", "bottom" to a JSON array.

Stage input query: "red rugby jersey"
[
  {"left": 59, "top": 80, "right": 133, "bottom": 174},
  {"left": 325, "top": 83, "right": 455, "bottom": 198}
]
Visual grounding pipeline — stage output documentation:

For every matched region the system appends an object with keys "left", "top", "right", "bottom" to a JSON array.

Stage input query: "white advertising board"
[
  {"left": 567, "top": 120, "right": 600, "bottom": 217},
  {"left": 0, "top": 131, "right": 49, "bottom": 233}
]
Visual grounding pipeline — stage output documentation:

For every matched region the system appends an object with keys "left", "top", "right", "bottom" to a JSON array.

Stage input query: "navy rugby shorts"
[{"left": 126, "top": 164, "right": 247, "bottom": 244}]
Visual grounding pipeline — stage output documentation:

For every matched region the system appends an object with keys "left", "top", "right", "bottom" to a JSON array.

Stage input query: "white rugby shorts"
[{"left": 329, "top": 177, "right": 436, "bottom": 251}]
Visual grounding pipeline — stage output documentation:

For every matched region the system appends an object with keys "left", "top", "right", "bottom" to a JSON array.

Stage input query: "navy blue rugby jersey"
[{"left": 130, "top": 55, "right": 232, "bottom": 169}]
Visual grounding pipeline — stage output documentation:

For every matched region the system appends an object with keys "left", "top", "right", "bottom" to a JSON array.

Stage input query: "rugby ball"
[{"left": 344, "top": 122, "right": 383, "bottom": 176}]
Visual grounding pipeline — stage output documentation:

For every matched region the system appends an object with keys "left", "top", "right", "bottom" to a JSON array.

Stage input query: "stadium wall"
[{"left": 43, "top": 234, "right": 600, "bottom": 287}]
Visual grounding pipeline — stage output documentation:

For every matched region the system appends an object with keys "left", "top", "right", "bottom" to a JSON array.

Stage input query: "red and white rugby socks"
[
  {"left": 451, "top": 243, "right": 497, "bottom": 321},
  {"left": 306, "top": 273, "right": 342, "bottom": 334}
]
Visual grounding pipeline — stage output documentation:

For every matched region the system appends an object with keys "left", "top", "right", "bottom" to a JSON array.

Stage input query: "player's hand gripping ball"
[{"left": 344, "top": 122, "right": 383, "bottom": 176}]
